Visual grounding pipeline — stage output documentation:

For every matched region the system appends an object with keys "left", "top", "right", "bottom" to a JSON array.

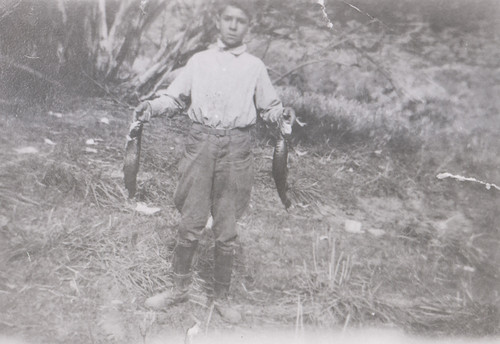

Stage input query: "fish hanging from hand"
[
  {"left": 123, "top": 121, "right": 143, "bottom": 198},
  {"left": 272, "top": 131, "right": 292, "bottom": 210}
]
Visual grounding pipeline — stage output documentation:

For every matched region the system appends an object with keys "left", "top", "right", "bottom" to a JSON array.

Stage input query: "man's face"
[{"left": 216, "top": 5, "right": 250, "bottom": 48}]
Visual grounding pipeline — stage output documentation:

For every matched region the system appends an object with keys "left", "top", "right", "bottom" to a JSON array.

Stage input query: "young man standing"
[{"left": 134, "top": 0, "right": 295, "bottom": 324}]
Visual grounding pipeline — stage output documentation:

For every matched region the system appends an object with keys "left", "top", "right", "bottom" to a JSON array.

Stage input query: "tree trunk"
[
  {"left": 0, "top": 0, "right": 216, "bottom": 101},
  {"left": 127, "top": 3, "right": 217, "bottom": 98}
]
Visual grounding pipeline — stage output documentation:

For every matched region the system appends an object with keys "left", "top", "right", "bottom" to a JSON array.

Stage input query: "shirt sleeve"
[
  {"left": 148, "top": 58, "right": 194, "bottom": 117},
  {"left": 255, "top": 62, "right": 283, "bottom": 123}
]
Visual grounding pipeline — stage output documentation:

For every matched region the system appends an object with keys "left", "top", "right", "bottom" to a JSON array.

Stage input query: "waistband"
[{"left": 191, "top": 122, "right": 252, "bottom": 137}]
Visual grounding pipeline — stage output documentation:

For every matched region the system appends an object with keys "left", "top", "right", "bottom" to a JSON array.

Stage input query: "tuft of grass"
[{"left": 277, "top": 86, "right": 425, "bottom": 155}]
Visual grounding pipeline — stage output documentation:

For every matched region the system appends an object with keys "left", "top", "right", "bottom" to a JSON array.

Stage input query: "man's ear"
[{"left": 215, "top": 15, "right": 220, "bottom": 31}]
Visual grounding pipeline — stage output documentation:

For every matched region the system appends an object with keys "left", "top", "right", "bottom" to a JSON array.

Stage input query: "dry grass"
[
  {"left": 1, "top": 5, "right": 499, "bottom": 342},
  {"left": 0, "top": 85, "right": 499, "bottom": 344}
]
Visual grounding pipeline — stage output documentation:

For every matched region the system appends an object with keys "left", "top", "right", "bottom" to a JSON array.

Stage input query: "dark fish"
[
  {"left": 123, "top": 121, "right": 143, "bottom": 198},
  {"left": 272, "top": 132, "right": 292, "bottom": 210}
]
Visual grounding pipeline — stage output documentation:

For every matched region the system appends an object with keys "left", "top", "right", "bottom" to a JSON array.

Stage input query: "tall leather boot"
[
  {"left": 213, "top": 242, "right": 242, "bottom": 324},
  {"left": 144, "top": 240, "right": 198, "bottom": 310}
]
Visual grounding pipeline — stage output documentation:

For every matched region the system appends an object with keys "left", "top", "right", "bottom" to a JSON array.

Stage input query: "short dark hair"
[{"left": 217, "top": 0, "right": 254, "bottom": 20}]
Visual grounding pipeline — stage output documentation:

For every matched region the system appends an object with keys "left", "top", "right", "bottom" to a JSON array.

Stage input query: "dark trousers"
[{"left": 173, "top": 123, "right": 254, "bottom": 248}]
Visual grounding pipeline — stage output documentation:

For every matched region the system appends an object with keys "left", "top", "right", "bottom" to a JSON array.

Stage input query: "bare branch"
[
  {"left": 57, "top": 0, "right": 67, "bottom": 24},
  {"left": 346, "top": 42, "right": 409, "bottom": 101},
  {"left": 0, "top": 0, "right": 22, "bottom": 23},
  {"left": 0, "top": 54, "right": 63, "bottom": 88},
  {"left": 340, "top": 0, "right": 394, "bottom": 32},
  {"left": 310, "top": 19, "right": 376, "bottom": 57},
  {"left": 81, "top": 70, "right": 134, "bottom": 109},
  {"left": 272, "top": 59, "right": 351, "bottom": 84}
]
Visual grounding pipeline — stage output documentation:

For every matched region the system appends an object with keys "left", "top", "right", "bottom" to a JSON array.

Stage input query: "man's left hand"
[{"left": 280, "top": 107, "right": 296, "bottom": 136}]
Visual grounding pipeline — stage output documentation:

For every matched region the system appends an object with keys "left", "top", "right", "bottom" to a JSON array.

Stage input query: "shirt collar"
[{"left": 210, "top": 39, "right": 247, "bottom": 56}]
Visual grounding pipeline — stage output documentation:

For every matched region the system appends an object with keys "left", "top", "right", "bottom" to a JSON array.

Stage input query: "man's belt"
[{"left": 191, "top": 122, "right": 252, "bottom": 137}]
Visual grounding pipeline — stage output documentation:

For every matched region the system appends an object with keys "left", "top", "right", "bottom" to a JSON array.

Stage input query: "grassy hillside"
[
  {"left": 1, "top": 1, "right": 499, "bottom": 343},
  {"left": 0, "top": 88, "right": 498, "bottom": 343}
]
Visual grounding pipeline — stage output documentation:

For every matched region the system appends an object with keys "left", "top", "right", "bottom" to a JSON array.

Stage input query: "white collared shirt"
[{"left": 149, "top": 40, "right": 283, "bottom": 129}]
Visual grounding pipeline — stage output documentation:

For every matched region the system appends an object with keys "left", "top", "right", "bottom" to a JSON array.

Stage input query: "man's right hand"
[
  {"left": 133, "top": 102, "right": 152, "bottom": 122},
  {"left": 279, "top": 107, "right": 296, "bottom": 136}
]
